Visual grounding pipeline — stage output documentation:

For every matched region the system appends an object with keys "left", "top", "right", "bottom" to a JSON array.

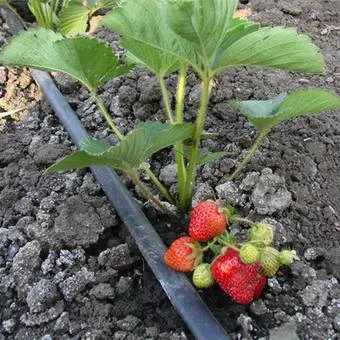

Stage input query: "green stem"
[
  {"left": 129, "top": 170, "right": 177, "bottom": 217},
  {"left": 229, "top": 129, "right": 270, "bottom": 181},
  {"left": 175, "top": 65, "right": 188, "bottom": 205},
  {"left": 202, "top": 238, "right": 219, "bottom": 252},
  {"left": 93, "top": 93, "right": 175, "bottom": 205},
  {"left": 234, "top": 216, "right": 255, "bottom": 226},
  {"left": 220, "top": 241, "right": 240, "bottom": 252},
  {"left": 141, "top": 163, "right": 175, "bottom": 205},
  {"left": 158, "top": 76, "right": 174, "bottom": 124},
  {"left": 180, "top": 76, "right": 211, "bottom": 211},
  {"left": 93, "top": 93, "right": 124, "bottom": 140},
  {"left": 175, "top": 66, "right": 188, "bottom": 123}
]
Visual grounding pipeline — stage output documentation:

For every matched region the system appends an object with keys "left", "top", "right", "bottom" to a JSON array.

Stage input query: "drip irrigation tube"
[{"left": 2, "top": 7, "right": 231, "bottom": 340}]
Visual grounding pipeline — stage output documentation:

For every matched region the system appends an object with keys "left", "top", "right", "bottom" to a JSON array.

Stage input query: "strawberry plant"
[
  {"left": 1, "top": 0, "right": 340, "bottom": 215},
  {"left": 164, "top": 200, "right": 297, "bottom": 304},
  {"left": 24, "top": 0, "right": 118, "bottom": 35},
  {"left": 27, "top": 0, "right": 67, "bottom": 30}
]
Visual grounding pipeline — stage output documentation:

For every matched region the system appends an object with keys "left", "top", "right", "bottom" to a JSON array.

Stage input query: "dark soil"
[{"left": 1, "top": 0, "right": 340, "bottom": 339}]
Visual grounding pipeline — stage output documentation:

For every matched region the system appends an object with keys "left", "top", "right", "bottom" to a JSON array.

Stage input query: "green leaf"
[
  {"left": 220, "top": 18, "right": 260, "bottom": 50},
  {"left": 198, "top": 151, "right": 230, "bottom": 165},
  {"left": 136, "top": 121, "right": 195, "bottom": 158},
  {"left": 277, "top": 89, "right": 340, "bottom": 121},
  {"left": 165, "top": 0, "right": 238, "bottom": 62},
  {"left": 123, "top": 39, "right": 181, "bottom": 76},
  {"left": 0, "top": 28, "right": 131, "bottom": 92},
  {"left": 47, "top": 150, "right": 114, "bottom": 173},
  {"left": 232, "top": 93, "right": 287, "bottom": 130},
  {"left": 215, "top": 27, "right": 325, "bottom": 75},
  {"left": 101, "top": 0, "right": 196, "bottom": 75},
  {"left": 58, "top": 2, "right": 90, "bottom": 35},
  {"left": 80, "top": 137, "right": 111, "bottom": 155},
  {"left": 103, "top": 0, "right": 324, "bottom": 78},
  {"left": 0, "top": 0, "right": 9, "bottom": 6},
  {"left": 48, "top": 122, "right": 195, "bottom": 173},
  {"left": 182, "top": 145, "right": 229, "bottom": 165},
  {"left": 232, "top": 89, "right": 340, "bottom": 131},
  {"left": 90, "top": 0, "right": 117, "bottom": 10},
  {"left": 58, "top": 0, "right": 118, "bottom": 35}
]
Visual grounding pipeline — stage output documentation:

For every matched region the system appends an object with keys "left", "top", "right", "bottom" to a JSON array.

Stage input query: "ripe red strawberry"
[
  {"left": 164, "top": 236, "right": 199, "bottom": 272},
  {"left": 212, "top": 249, "right": 266, "bottom": 304},
  {"left": 188, "top": 200, "right": 227, "bottom": 242}
]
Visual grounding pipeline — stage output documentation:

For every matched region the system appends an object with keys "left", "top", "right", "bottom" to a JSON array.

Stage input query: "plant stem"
[
  {"left": 220, "top": 241, "right": 240, "bottom": 252},
  {"left": 229, "top": 129, "right": 270, "bottom": 181},
  {"left": 180, "top": 76, "right": 211, "bottom": 211},
  {"left": 93, "top": 93, "right": 175, "bottom": 204},
  {"left": 6, "top": 3, "right": 28, "bottom": 29},
  {"left": 175, "top": 66, "right": 188, "bottom": 123},
  {"left": 93, "top": 93, "right": 125, "bottom": 140},
  {"left": 234, "top": 216, "right": 255, "bottom": 226},
  {"left": 175, "top": 65, "right": 188, "bottom": 205},
  {"left": 142, "top": 164, "right": 175, "bottom": 205},
  {"left": 158, "top": 76, "right": 174, "bottom": 124},
  {"left": 129, "top": 170, "right": 177, "bottom": 217}
]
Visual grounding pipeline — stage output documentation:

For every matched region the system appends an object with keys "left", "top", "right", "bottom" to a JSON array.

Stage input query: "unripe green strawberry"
[
  {"left": 192, "top": 263, "right": 214, "bottom": 288},
  {"left": 250, "top": 224, "right": 274, "bottom": 246},
  {"left": 278, "top": 250, "right": 296, "bottom": 265},
  {"left": 260, "top": 247, "right": 280, "bottom": 277},
  {"left": 240, "top": 244, "right": 260, "bottom": 264}
]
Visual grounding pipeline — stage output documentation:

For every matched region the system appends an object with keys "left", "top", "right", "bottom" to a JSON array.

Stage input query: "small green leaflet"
[
  {"left": 59, "top": 0, "right": 118, "bottom": 35},
  {"left": 0, "top": 0, "right": 9, "bottom": 6},
  {"left": 232, "top": 89, "right": 340, "bottom": 131},
  {"left": 48, "top": 122, "right": 195, "bottom": 173},
  {"left": 0, "top": 28, "right": 131, "bottom": 93}
]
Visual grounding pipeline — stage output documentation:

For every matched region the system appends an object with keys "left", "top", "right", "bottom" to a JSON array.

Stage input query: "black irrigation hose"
[{"left": 2, "top": 7, "right": 231, "bottom": 340}]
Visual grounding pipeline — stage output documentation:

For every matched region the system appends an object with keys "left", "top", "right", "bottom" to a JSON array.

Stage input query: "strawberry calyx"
[
  {"left": 186, "top": 241, "right": 205, "bottom": 268},
  {"left": 222, "top": 206, "right": 236, "bottom": 224}
]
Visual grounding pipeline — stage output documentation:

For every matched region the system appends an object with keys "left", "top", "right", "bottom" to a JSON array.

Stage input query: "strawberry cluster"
[{"left": 164, "top": 200, "right": 296, "bottom": 304}]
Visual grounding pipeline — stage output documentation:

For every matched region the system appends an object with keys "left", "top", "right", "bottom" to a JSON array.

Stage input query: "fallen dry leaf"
[
  {"left": 234, "top": 7, "right": 253, "bottom": 19},
  {"left": 89, "top": 15, "right": 102, "bottom": 34}
]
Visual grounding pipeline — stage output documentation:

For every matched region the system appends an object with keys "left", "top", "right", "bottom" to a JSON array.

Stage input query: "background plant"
[
  {"left": 1, "top": 0, "right": 340, "bottom": 214},
  {"left": 26, "top": 0, "right": 118, "bottom": 34},
  {"left": 27, "top": 0, "right": 66, "bottom": 30}
]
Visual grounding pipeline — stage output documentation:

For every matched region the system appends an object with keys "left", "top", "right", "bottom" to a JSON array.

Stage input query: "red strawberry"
[
  {"left": 188, "top": 200, "right": 227, "bottom": 242},
  {"left": 164, "top": 236, "right": 199, "bottom": 272},
  {"left": 212, "top": 249, "right": 266, "bottom": 304}
]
